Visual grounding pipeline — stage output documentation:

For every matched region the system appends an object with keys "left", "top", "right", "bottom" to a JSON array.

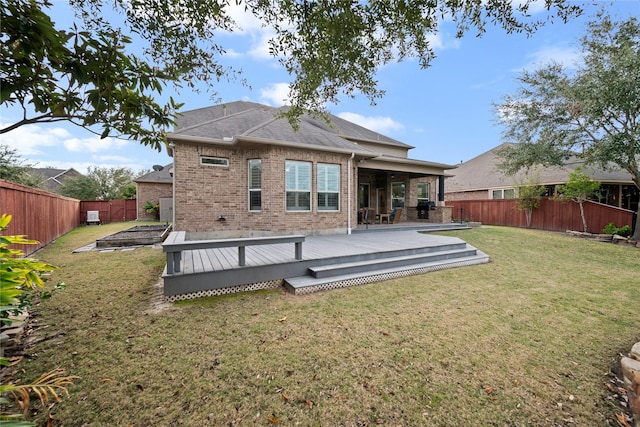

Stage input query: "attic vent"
[{"left": 200, "top": 156, "right": 229, "bottom": 167}]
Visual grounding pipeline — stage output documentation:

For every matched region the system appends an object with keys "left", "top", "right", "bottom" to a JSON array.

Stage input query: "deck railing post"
[
  {"left": 238, "top": 247, "right": 246, "bottom": 266},
  {"left": 295, "top": 241, "right": 302, "bottom": 260},
  {"left": 166, "top": 251, "right": 181, "bottom": 274},
  {"left": 166, "top": 252, "right": 174, "bottom": 274}
]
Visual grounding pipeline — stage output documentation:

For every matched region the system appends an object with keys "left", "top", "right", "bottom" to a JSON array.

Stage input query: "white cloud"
[
  {"left": 425, "top": 32, "right": 460, "bottom": 52},
  {"left": 63, "top": 135, "right": 129, "bottom": 153},
  {"left": 224, "top": 2, "right": 265, "bottom": 34},
  {"left": 260, "top": 83, "right": 292, "bottom": 106},
  {"left": 515, "top": 0, "right": 549, "bottom": 15},
  {"left": 337, "top": 112, "right": 404, "bottom": 134},
  {"left": 520, "top": 45, "right": 581, "bottom": 71},
  {"left": 0, "top": 123, "right": 71, "bottom": 156},
  {"left": 247, "top": 29, "right": 278, "bottom": 60}
]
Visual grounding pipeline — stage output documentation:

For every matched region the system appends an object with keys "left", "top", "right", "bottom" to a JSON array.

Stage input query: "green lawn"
[{"left": 12, "top": 224, "right": 640, "bottom": 426}]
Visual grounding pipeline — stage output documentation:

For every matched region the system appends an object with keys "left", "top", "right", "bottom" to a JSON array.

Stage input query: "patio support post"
[
  {"left": 347, "top": 152, "right": 354, "bottom": 234},
  {"left": 438, "top": 175, "right": 445, "bottom": 205}
]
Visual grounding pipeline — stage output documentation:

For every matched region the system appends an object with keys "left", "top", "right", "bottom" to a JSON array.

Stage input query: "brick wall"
[
  {"left": 445, "top": 190, "right": 488, "bottom": 201},
  {"left": 173, "top": 142, "right": 354, "bottom": 235},
  {"left": 136, "top": 182, "right": 173, "bottom": 220}
]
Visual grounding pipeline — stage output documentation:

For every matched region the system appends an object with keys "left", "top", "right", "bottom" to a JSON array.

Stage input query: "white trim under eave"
[{"left": 166, "top": 133, "right": 376, "bottom": 159}]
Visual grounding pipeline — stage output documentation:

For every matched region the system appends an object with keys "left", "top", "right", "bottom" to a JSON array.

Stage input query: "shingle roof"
[
  {"left": 28, "top": 168, "right": 67, "bottom": 179},
  {"left": 170, "top": 101, "right": 410, "bottom": 155},
  {"left": 134, "top": 163, "right": 173, "bottom": 184},
  {"left": 446, "top": 143, "right": 634, "bottom": 192}
]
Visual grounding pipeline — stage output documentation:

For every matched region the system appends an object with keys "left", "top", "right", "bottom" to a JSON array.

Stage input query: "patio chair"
[
  {"left": 361, "top": 208, "right": 376, "bottom": 224},
  {"left": 389, "top": 207, "right": 402, "bottom": 224},
  {"left": 380, "top": 208, "right": 402, "bottom": 224}
]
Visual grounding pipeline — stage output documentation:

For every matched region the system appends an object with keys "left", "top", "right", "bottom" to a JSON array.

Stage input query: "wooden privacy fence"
[
  {"left": 447, "top": 197, "right": 635, "bottom": 234},
  {"left": 1, "top": 179, "right": 141, "bottom": 255},
  {"left": 1, "top": 179, "right": 80, "bottom": 255},
  {"left": 80, "top": 199, "right": 137, "bottom": 224}
]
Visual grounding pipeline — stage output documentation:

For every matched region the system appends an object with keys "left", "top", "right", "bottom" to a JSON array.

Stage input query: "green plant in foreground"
[{"left": 0, "top": 213, "right": 76, "bottom": 426}]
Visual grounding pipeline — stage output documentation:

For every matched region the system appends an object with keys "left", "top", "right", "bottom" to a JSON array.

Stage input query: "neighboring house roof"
[
  {"left": 134, "top": 163, "right": 174, "bottom": 184},
  {"left": 27, "top": 167, "right": 82, "bottom": 191},
  {"left": 445, "top": 143, "right": 634, "bottom": 193},
  {"left": 168, "top": 101, "right": 454, "bottom": 172}
]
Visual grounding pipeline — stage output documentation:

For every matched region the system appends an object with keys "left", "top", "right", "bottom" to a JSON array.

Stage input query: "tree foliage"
[
  {"left": 555, "top": 167, "right": 601, "bottom": 233},
  {"left": 514, "top": 171, "right": 547, "bottom": 228},
  {"left": 69, "top": 0, "right": 583, "bottom": 112},
  {"left": 60, "top": 166, "right": 136, "bottom": 200},
  {"left": 0, "top": 0, "right": 182, "bottom": 151},
  {"left": 1, "top": 0, "right": 582, "bottom": 140},
  {"left": 0, "top": 144, "right": 43, "bottom": 188},
  {"left": 495, "top": 13, "right": 640, "bottom": 240}
]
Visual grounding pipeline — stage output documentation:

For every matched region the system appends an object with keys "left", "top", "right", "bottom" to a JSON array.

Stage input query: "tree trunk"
[
  {"left": 631, "top": 208, "right": 640, "bottom": 242},
  {"left": 578, "top": 200, "right": 588, "bottom": 232},
  {"left": 525, "top": 208, "right": 533, "bottom": 228}
]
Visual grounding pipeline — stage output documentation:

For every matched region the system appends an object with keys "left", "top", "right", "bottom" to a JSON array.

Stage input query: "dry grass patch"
[{"left": 11, "top": 225, "right": 640, "bottom": 426}]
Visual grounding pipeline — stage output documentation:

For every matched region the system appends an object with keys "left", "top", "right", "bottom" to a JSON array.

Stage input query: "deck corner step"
[
  {"left": 284, "top": 253, "right": 489, "bottom": 295},
  {"left": 309, "top": 248, "right": 477, "bottom": 278}
]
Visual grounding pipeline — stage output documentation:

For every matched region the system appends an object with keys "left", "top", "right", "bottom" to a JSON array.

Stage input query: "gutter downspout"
[
  {"left": 347, "top": 153, "right": 355, "bottom": 234},
  {"left": 169, "top": 142, "right": 176, "bottom": 227}
]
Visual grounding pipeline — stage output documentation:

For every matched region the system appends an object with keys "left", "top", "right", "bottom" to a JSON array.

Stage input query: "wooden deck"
[{"left": 162, "top": 223, "right": 489, "bottom": 300}]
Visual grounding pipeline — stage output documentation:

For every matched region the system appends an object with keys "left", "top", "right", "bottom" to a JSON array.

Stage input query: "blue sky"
[{"left": 1, "top": 1, "right": 638, "bottom": 175}]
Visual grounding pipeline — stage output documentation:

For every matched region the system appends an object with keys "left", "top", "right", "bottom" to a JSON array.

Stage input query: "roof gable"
[
  {"left": 171, "top": 101, "right": 409, "bottom": 154},
  {"left": 135, "top": 163, "right": 173, "bottom": 183}
]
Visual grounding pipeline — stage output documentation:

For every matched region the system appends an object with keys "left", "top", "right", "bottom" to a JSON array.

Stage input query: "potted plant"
[{"left": 144, "top": 201, "right": 160, "bottom": 220}]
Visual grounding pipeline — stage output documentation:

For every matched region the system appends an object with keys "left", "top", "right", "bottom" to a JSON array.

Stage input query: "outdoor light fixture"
[{"left": 217, "top": 215, "right": 226, "bottom": 221}]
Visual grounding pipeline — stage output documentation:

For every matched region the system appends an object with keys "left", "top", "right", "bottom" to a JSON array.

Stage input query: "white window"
[
  {"left": 200, "top": 156, "right": 229, "bottom": 167},
  {"left": 317, "top": 163, "right": 340, "bottom": 211},
  {"left": 391, "top": 182, "right": 406, "bottom": 208},
  {"left": 285, "top": 161, "right": 311, "bottom": 211},
  {"left": 417, "top": 182, "right": 430, "bottom": 202},
  {"left": 248, "top": 159, "right": 261, "bottom": 211},
  {"left": 491, "top": 188, "right": 516, "bottom": 199}
]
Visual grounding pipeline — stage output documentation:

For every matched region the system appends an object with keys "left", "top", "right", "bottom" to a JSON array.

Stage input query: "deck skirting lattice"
[
  {"left": 164, "top": 279, "right": 283, "bottom": 302},
  {"left": 290, "top": 258, "right": 487, "bottom": 295}
]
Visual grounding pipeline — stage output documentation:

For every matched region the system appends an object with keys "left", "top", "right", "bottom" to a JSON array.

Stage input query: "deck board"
[{"left": 174, "top": 229, "right": 467, "bottom": 276}]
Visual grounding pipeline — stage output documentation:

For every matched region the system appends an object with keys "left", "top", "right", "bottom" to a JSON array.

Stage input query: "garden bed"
[{"left": 95, "top": 224, "right": 171, "bottom": 248}]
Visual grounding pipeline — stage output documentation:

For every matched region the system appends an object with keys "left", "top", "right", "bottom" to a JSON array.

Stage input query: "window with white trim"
[
  {"left": 200, "top": 156, "right": 229, "bottom": 167},
  {"left": 317, "top": 163, "right": 339, "bottom": 211},
  {"left": 285, "top": 160, "right": 311, "bottom": 211},
  {"left": 417, "top": 182, "right": 430, "bottom": 202},
  {"left": 391, "top": 182, "right": 405, "bottom": 208},
  {"left": 491, "top": 188, "right": 516, "bottom": 199},
  {"left": 248, "top": 159, "right": 261, "bottom": 211}
]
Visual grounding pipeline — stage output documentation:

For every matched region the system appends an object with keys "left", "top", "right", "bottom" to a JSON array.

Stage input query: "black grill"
[{"left": 416, "top": 200, "right": 435, "bottom": 219}]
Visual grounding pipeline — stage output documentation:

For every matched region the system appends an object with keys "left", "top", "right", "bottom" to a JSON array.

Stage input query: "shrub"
[{"left": 603, "top": 223, "right": 632, "bottom": 237}]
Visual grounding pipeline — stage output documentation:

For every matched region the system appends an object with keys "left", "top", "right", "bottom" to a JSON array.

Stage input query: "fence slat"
[
  {"left": 79, "top": 199, "right": 137, "bottom": 224},
  {"left": 446, "top": 198, "right": 634, "bottom": 234}
]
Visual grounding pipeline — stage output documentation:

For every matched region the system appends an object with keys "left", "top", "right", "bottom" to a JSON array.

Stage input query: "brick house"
[
  {"left": 445, "top": 143, "right": 639, "bottom": 212},
  {"left": 167, "top": 101, "right": 456, "bottom": 237}
]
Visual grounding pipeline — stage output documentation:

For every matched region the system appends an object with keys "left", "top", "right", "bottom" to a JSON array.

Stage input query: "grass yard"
[{"left": 9, "top": 223, "right": 640, "bottom": 426}]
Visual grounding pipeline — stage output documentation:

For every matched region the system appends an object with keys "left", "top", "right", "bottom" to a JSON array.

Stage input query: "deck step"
[
  {"left": 309, "top": 248, "right": 478, "bottom": 278},
  {"left": 284, "top": 252, "right": 489, "bottom": 295}
]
